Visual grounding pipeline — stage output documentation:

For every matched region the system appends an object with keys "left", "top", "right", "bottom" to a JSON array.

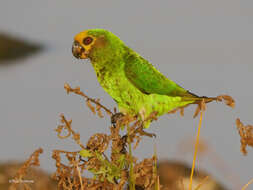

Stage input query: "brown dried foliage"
[
  {"left": 236, "top": 118, "right": 253, "bottom": 155},
  {"left": 8, "top": 148, "right": 43, "bottom": 190},
  {"left": 216, "top": 95, "right": 235, "bottom": 108},
  {"left": 52, "top": 84, "right": 161, "bottom": 189},
  {"left": 53, "top": 112, "right": 159, "bottom": 189},
  {"left": 134, "top": 157, "right": 157, "bottom": 189}
]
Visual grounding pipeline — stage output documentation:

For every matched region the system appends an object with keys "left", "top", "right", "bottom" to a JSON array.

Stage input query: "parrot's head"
[{"left": 72, "top": 29, "right": 124, "bottom": 61}]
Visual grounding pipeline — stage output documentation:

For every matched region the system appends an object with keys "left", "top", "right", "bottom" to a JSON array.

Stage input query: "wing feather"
[{"left": 124, "top": 52, "right": 197, "bottom": 98}]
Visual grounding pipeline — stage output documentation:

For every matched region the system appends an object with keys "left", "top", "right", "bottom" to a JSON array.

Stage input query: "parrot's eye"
[{"left": 83, "top": 37, "right": 93, "bottom": 45}]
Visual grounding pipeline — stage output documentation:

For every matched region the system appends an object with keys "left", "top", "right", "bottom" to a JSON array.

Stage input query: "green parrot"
[{"left": 72, "top": 29, "right": 216, "bottom": 128}]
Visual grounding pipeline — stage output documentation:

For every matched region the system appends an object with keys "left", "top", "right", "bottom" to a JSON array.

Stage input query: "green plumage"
[{"left": 73, "top": 29, "right": 212, "bottom": 128}]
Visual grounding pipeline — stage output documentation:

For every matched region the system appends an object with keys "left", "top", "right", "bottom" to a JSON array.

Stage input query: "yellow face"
[{"left": 72, "top": 30, "right": 96, "bottom": 59}]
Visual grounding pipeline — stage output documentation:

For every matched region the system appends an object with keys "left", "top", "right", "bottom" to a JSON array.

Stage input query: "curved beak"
[{"left": 72, "top": 41, "right": 87, "bottom": 59}]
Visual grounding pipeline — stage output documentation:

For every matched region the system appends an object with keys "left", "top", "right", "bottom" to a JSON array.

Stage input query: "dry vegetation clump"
[
  {"left": 236, "top": 118, "right": 253, "bottom": 155},
  {"left": 7, "top": 148, "right": 45, "bottom": 190},
  {"left": 52, "top": 114, "right": 158, "bottom": 190},
  {"left": 51, "top": 83, "right": 160, "bottom": 190}
]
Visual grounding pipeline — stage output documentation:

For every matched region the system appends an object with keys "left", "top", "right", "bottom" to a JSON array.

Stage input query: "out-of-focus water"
[{"left": 1, "top": 1, "right": 253, "bottom": 189}]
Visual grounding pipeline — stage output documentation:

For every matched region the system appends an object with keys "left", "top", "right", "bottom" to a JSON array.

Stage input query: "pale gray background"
[{"left": 1, "top": 0, "right": 253, "bottom": 189}]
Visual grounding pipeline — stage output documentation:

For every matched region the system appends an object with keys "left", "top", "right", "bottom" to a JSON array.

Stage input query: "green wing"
[{"left": 124, "top": 52, "right": 197, "bottom": 98}]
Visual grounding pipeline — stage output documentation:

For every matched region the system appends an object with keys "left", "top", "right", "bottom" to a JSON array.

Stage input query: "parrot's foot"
[{"left": 111, "top": 112, "right": 125, "bottom": 127}]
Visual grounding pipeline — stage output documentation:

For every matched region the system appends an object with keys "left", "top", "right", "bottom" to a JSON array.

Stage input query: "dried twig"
[
  {"left": 189, "top": 100, "right": 205, "bottom": 190},
  {"left": 64, "top": 83, "right": 112, "bottom": 116},
  {"left": 55, "top": 114, "right": 85, "bottom": 149}
]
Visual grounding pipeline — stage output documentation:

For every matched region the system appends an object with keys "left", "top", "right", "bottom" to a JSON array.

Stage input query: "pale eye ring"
[{"left": 83, "top": 37, "right": 93, "bottom": 45}]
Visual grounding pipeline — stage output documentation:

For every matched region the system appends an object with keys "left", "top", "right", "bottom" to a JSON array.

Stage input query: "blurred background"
[{"left": 1, "top": 0, "right": 253, "bottom": 189}]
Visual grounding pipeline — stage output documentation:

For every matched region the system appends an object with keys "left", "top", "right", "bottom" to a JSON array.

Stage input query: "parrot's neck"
[
  {"left": 90, "top": 45, "right": 127, "bottom": 72},
  {"left": 91, "top": 56, "right": 123, "bottom": 80}
]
